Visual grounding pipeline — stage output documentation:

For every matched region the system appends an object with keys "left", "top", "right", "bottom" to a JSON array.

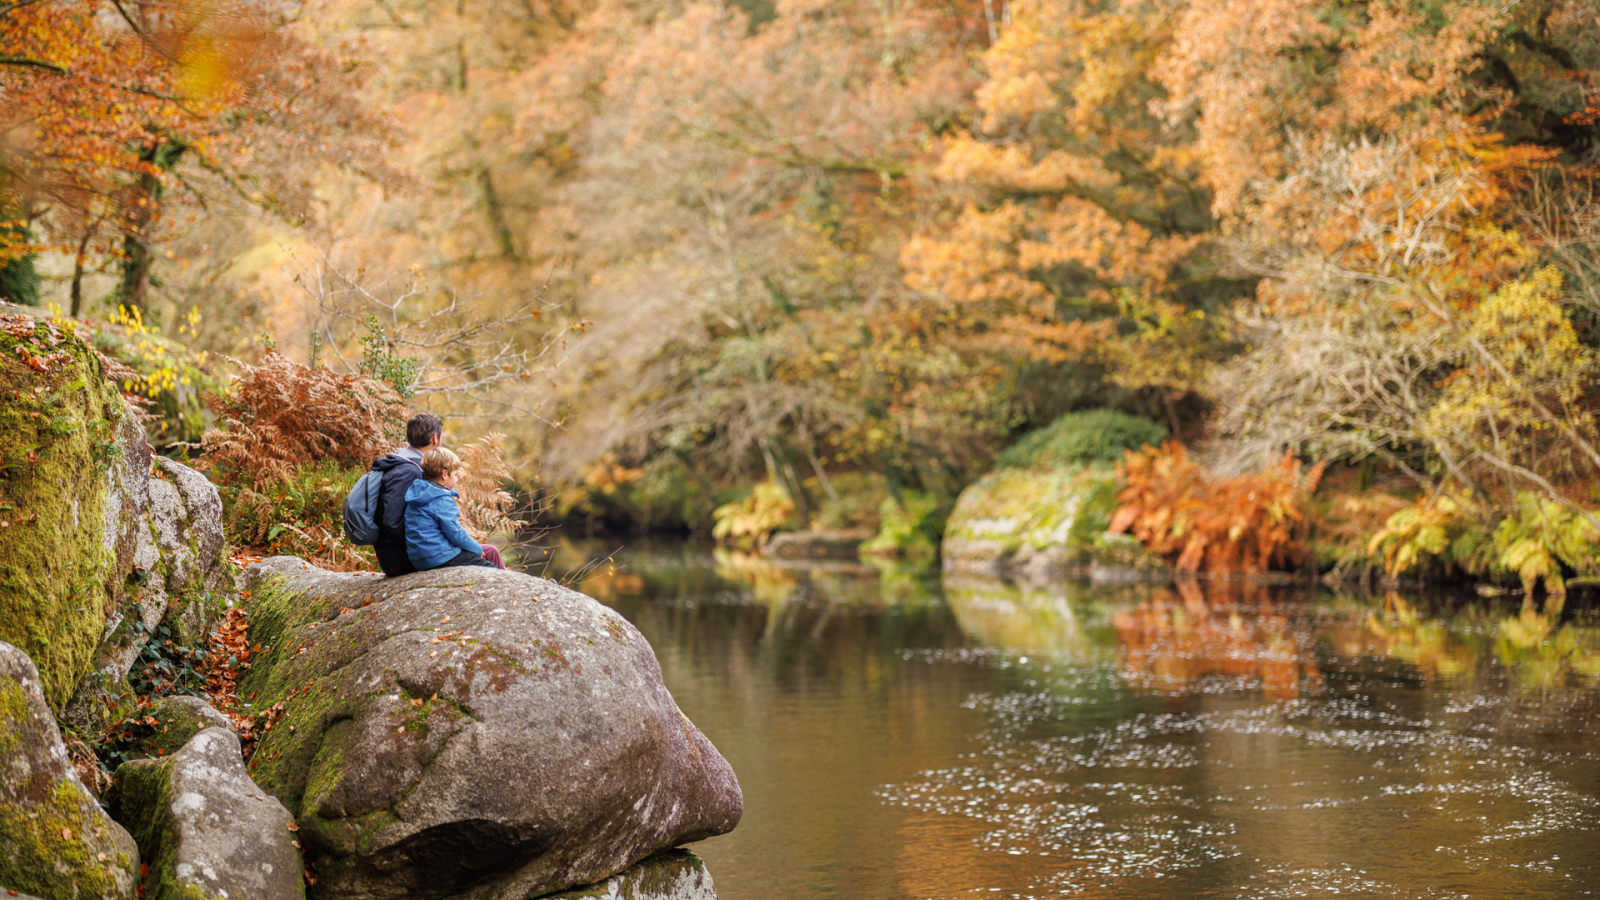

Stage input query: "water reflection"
[
  {"left": 574, "top": 540, "right": 1600, "bottom": 899},
  {"left": 1111, "top": 579, "right": 1320, "bottom": 700}
]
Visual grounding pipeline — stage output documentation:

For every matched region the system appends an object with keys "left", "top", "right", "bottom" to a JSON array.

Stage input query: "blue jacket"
[{"left": 404, "top": 478, "right": 483, "bottom": 570}]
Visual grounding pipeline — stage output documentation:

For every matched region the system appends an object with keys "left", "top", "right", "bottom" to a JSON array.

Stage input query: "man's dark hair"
[{"left": 406, "top": 413, "right": 443, "bottom": 449}]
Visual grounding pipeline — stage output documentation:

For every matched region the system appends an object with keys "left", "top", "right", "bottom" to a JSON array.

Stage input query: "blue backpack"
[{"left": 343, "top": 471, "right": 387, "bottom": 545}]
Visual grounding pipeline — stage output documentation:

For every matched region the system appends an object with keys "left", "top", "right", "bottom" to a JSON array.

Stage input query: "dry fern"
[
  {"left": 199, "top": 351, "right": 409, "bottom": 490},
  {"left": 456, "top": 432, "right": 526, "bottom": 540}
]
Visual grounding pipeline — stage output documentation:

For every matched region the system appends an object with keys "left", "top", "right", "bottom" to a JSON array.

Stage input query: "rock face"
[
  {"left": 117, "top": 727, "right": 304, "bottom": 900},
  {"left": 543, "top": 850, "right": 717, "bottom": 900},
  {"left": 64, "top": 455, "right": 231, "bottom": 732},
  {"left": 141, "top": 457, "right": 229, "bottom": 646},
  {"left": 238, "top": 558, "right": 742, "bottom": 900},
  {"left": 122, "top": 695, "right": 235, "bottom": 761},
  {"left": 942, "top": 466, "right": 1165, "bottom": 582},
  {"left": 0, "top": 641, "right": 138, "bottom": 900},
  {"left": 0, "top": 312, "right": 151, "bottom": 713}
]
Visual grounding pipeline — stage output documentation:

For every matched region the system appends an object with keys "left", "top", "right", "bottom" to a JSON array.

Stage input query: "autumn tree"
[{"left": 0, "top": 0, "right": 391, "bottom": 314}]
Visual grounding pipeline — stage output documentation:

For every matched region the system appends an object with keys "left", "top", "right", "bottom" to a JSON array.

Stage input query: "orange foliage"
[
  {"left": 0, "top": 0, "right": 392, "bottom": 299},
  {"left": 1111, "top": 441, "right": 1325, "bottom": 574},
  {"left": 199, "top": 351, "right": 408, "bottom": 490}
]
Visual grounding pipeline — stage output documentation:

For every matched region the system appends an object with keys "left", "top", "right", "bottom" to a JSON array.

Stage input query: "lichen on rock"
[
  {"left": 115, "top": 727, "right": 304, "bottom": 900},
  {"left": 0, "top": 641, "right": 138, "bottom": 900}
]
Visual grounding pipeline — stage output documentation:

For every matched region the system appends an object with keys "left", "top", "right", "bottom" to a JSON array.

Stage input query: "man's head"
[{"left": 407, "top": 413, "right": 443, "bottom": 450}]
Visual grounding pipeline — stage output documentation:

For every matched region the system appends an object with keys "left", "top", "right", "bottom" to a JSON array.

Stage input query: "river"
[{"left": 547, "top": 539, "right": 1600, "bottom": 899}]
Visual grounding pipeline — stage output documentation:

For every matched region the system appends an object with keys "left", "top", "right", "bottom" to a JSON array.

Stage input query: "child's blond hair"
[{"left": 421, "top": 447, "right": 463, "bottom": 481}]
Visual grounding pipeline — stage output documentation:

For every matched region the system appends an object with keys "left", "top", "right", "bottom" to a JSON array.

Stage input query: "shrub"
[
  {"left": 199, "top": 350, "right": 408, "bottom": 491},
  {"left": 712, "top": 482, "right": 796, "bottom": 548},
  {"left": 1365, "top": 494, "right": 1486, "bottom": 581},
  {"left": 860, "top": 490, "right": 944, "bottom": 560},
  {"left": 997, "top": 409, "right": 1167, "bottom": 470},
  {"left": 1111, "top": 441, "right": 1324, "bottom": 574}
]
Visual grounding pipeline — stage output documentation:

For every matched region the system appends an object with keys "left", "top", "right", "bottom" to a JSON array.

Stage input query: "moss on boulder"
[
  {"left": 0, "top": 641, "right": 138, "bottom": 900},
  {"left": 234, "top": 557, "right": 740, "bottom": 900},
  {"left": 942, "top": 466, "right": 1167, "bottom": 580},
  {"left": 0, "top": 311, "right": 150, "bottom": 713}
]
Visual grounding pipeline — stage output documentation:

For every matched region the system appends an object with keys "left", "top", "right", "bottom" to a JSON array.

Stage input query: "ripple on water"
[{"left": 878, "top": 658, "right": 1600, "bottom": 898}]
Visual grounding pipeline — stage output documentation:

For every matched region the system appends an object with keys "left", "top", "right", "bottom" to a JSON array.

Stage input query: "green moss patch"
[
  {"left": 944, "top": 465, "right": 1121, "bottom": 561},
  {"left": 996, "top": 409, "right": 1166, "bottom": 470},
  {"left": 0, "top": 313, "right": 132, "bottom": 712}
]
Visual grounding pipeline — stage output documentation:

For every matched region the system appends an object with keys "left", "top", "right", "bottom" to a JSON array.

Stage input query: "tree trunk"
[{"left": 117, "top": 138, "right": 185, "bottom": 312}]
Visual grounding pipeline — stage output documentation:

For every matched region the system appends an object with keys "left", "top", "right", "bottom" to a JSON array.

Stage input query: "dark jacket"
[
  {"left": 404, "top": 478, "right": 483, "bottom": 570},
  {"left": 371, "top": 447, "right": 425, "bottom": 576}
]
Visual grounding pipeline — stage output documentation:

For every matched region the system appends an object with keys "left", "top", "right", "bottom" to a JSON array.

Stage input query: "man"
[{"left": 371, "top": 413, "right": 442, "bottom": 577}]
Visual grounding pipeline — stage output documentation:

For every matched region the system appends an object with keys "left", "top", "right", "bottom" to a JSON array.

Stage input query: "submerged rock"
[
  {"left": 0, "top": 641, "right": 138, "bottom": 900},
  {"left": 542, "top": 850, "right": 717, "bottom": 899},
  {"left": 765, "top": 529, "right": 871, "bottom": 561},
  {"left": 238, "top": 558, "right": 741, "bottom": 900},
  {"left": 116, "top": 727, "right": 303, "bottom": 900}
]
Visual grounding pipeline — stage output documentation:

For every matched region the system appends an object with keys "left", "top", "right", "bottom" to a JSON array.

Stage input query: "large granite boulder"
[
  {"left": 141, "top": 456, "right": 229, "bottom": 646},
  {"left": 0, "top": 310, "right": 151, "bottom": 713},
  {"left": 116, "top": 727, "right": 304, "bottom": 900},
  {"left": 0, "top": 641, "right": 138, "bottom": 900},
  {"left": 238, "top": 558, "right": 741, "bottom": 900}
]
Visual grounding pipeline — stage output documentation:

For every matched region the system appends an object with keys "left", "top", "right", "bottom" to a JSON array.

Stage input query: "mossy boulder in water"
[
  {"left": 0, "top": 310, "right": 150, "bottom": 713},
  {"left": 942, "top": 466, "right": 1126, "bottom": 578},
  {"left": 0, "top": 641, "right": 139, "bottom": 900},
  {"left": 237, "top": 557, "right": 741, "bottom": 900},
  {"left": 943, "top": 410, "right": 1168, "bottom": 581}
]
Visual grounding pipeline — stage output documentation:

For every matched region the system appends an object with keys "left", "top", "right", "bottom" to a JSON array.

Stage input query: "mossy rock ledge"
[
  {"left": 942, "top": 465, "right": 1166, "bottom": 583},
  {"left": 0, "top": 310, "right": 153, "bottom": 715},
  {"left": 237, "top": 557, "right": 742, "bottom": 900},
  {"left": 0, "top": 641, "right": 139, "bottom": 900}
]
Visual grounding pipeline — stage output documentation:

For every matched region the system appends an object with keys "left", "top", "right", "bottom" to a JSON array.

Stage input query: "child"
[{"left": 404, "top": 447, "right": 505, "bottom": 570}]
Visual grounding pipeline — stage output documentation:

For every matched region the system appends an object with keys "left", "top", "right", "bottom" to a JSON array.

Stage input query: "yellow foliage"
[
  {"left": 1366, "top": 494, "right": 1481, "bottom": 578},
  {"left": 711, "top": 482, "right": 796, "bottom": 548}
]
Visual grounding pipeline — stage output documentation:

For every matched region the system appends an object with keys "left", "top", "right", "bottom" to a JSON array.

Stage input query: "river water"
[{"left": 554, "top": 539, "right": 1600, "bottom": 899}]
